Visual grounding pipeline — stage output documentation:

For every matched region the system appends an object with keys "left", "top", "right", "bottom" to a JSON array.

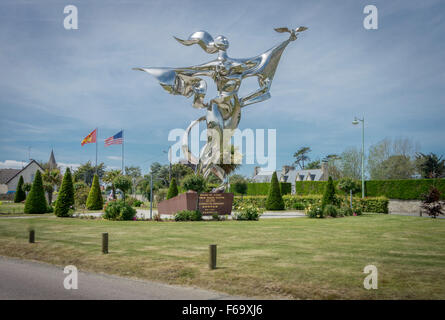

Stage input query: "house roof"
[
  {"left": 0, "top": 169, "right": 21, "bottom": 184},
  {"left": 253, "top": 168, "right": 324, "bottom": 183},
  {"left": 3, "top": 160, "right": 44, "bottom": 184}
]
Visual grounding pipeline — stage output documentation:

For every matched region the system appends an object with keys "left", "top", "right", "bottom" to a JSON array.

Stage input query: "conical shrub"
[
  {"left": 14, "top": 175, "right": 26, "bottom": 203},
  {"left": 24, "top": 170, "right": 48, "bottom": 214},
  {"left": 265, "top": 171, "right": 285, "bottom": 210},
  {"left": 167, "top": 178, "right": 179, "bottom": 199},
  {"left": 54, "top": 168, "right": 75, "bottom": 217},
  {"left": 322, "top": 176, "right": 337, "bottom": 208},
  {"left": 86, "top": 174, "right": 103, "bottom": 210}
]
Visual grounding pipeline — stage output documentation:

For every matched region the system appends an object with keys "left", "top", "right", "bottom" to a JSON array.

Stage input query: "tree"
[
  {"left": 379, "top": 155, "right": 415, "bottom": 179},
  {"left": 103, "top": 169, "right": 121, "bottom": 199},
  {"left": 42, "top": 168, "right": 61, "bottom": 204},
  {"left": 113, "top": 175, "right": 132, "bottom": 201},
  {"left": 24, "top": 170, "right": 48, "bottom": 214},
  {"left": 420, "top": 187, "right": 444, "bottom": 218},
  {"left": 182, "top": 174, "right": 207, "bottom": 212},
  {"left": 125, "top": 166, "right": 142, "bottom": 179},
  {"left": 167, "top": 178, "right": 179, "bottom": 199},
  {"left": 293, "top": 147, "right": 311, "bottom": 169},
  {"left": 337, "top": 177, "right": 361, "bottom": 195},
  {"left": 86, "top": 174, "right": 103, "bottom": 210},
  {"left": 323, "top": 154, "right": 342, "bottom": 180},
  {"left": 182, "top": 174, "right": 206, "bottom": 193},
  {"left": 306, "top": 160, "right": 321, "bottom": 169},
  {"left": 415, "top": 153, "right": 445, "bottom": 178},
  {"left": 54, "top": 168, "right": 75, "bottom": 217},
  {"left": 339, "top": 147, "right": 361, "bottom": 179},
  {"left": 321, "top": 176, "right": 337, "bottom": 208},
  {"left": 14, "top": 176, "right": 26, "bottom": 203},
  {"left": 171, "top": 163, "right": 194, "bottom": 181},
  {"left": 266, "top": 171, "right": 284, "bottom": 210},
  {"left": 73, "top": 161, "right": 105, "bottom": 185},
  {"left": 368, "top": 137, "right": 419, "bottom": 180},
  {"left": 233, "top": 181, "right": 248, "bottom": 199},
  {"left": 74, "top": 182, "right": 90, "bottom": 209}
]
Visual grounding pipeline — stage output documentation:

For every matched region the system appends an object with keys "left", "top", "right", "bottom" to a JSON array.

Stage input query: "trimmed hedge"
[
  {"left": 230, "top": 182, "right": 291, "bottom": 196},
  {"left": 294, "top": 179, "right": 445, "bottom": 200},
  {"left": 365, "top": 179, "right": 445, "bottom": 200},
  {"left": 54, "top": 168, "right": 75, "bottom": 217},
  {"left": 86, "top": 174, "right": 103, "bottom": 210},
  {"left": 24, "top": 170, "right": 48, "bottom": 214},
  {"left": 265, "top": 172, "right": 285, "bottom": 210},
  {"left": 233, "top": 195, "right": 388, "bottom": 213},
  {"left": 14, "top": 176, "right": 26, "bottom": 203}
]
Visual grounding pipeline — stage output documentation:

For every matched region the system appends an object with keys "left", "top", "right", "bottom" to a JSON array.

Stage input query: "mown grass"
[
  {"left": 0, "top": 214, "right": 444, "bottom": 299},
  {"left": 0, "top": 202, "right": 100, "bottom": 216}
]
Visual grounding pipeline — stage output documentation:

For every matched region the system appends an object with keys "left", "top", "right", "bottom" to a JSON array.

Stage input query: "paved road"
[{"left": 0, "top": 256, "right": 242, "bottom": 300}]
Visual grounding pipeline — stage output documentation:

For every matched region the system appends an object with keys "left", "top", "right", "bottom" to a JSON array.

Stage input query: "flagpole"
[
  {"left": 122, "top": 129, "right": 124, "bottom": 174},
  {"left": 96, "top": 127, "right": 98, "bottom": 176}
]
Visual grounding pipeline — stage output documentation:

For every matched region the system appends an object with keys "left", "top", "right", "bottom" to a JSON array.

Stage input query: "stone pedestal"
[{"left": 158, "top": 191, "right": 234, "bottom": 216}]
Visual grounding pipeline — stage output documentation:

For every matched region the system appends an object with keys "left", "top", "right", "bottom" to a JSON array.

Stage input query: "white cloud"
[
  {"left": 0, "top": 160, "right": 27, "bottom": 169},
  {"left": 107, "top": 156, "right": 122, "bottom": 161}
]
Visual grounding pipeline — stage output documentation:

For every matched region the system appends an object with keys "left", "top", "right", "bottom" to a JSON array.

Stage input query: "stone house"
[{"left": 252, "top": 162, "right": 329, "bottom": 194}]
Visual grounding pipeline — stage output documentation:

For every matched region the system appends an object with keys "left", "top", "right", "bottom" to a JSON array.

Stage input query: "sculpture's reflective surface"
[{"left": 134, "top": 27, "right": 307, "bottom": 190}]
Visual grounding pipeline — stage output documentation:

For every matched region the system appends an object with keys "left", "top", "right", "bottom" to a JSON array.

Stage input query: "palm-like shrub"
[
  {"left": 86, "top": 174, "right": 103, "bottom": 210},
  {"left": 14, "top": 176, "right": 26, "bottom": 203},
  {"left": 421, "top": 186, "right": 444, "bottom": 218},
  {"left": 167, "top": 178, "right": 179, "bottom": 199},
  {"left": 24, "top": 170, "right": 48, "bottom": 214},
  {"left": 323, "top": 204, "right": 338, "bottom": 217},
  {"left": 54, "top": 168, "right": 75, "bottom": 217},
  {"left": 265, "top": 172, "right": 284, "bottom": 210}
]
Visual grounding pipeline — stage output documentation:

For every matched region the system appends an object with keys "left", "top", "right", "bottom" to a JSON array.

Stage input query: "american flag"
[{"left": 104, "top": 130, "right": 123, "bottom": 147}]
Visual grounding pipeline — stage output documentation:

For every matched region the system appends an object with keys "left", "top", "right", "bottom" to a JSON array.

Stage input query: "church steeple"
[{"left": 48, "top": 149, "right": 57, "bottom": 170}]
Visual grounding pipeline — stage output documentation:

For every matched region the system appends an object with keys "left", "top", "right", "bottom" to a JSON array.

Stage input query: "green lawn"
[
  {"left": 0, "top": 202, "right": 101, "bottom": 216},
  {"left": 0, "top": 214, "right": 444, "bottom": 299}
]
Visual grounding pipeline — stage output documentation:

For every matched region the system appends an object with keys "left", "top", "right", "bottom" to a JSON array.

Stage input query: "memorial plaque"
[
  {"left": 198, "top": 193, "right": 234, "bottom": 215},
  {"left": 157, "top": 191, "right": 234, "bottom": 216}
]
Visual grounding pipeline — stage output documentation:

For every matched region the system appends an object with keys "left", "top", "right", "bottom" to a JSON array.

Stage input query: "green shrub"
[
  {"left": 133, "top": 200, "right": 143, "bottom": 207},
  {"left": 305, "top": 204, "right": 324, "bottom": 218},
  {"left": 322, "top": 177, "right": 337, "bottom": 208},
  {"left": 86, "top": 174, "right": 103, "bottom": 210},
  {"left": 174, "top": 210, "right": 202, "bottom": 221},
  {"left": 74, "top": 182, "right": 90, "bottom": 208},
  {"left": 24, "top": 170, "right": 49, "bottom": 214},
  {"left": 234, "top": 204, "right": 262, "bottom": 220},
  {"left": 339, "top": 207, "right": 353, "bottom": 216},
  {"left": 323, "top": 204, "right": 338, "bottom": 217},
  {"left": 265, "top": 172, "right": 285, "bottom": 210},
  {"left": 14, "top": 176, "right": 26, "bottom": 203},
  {"left": 54, "top": 168, "right": 75, "bottom": 217},
  {"left": 103, "top": 200, "right": 136, "bottom": 221},
  {"left": 352, "top": 206, "right": 363, "bottom": 216},
  {"left": 182, "top": 174, "right": 206, "bottom": 193},
  {"left": 167, "top": 178, "right": 179, "bottom": 199}
]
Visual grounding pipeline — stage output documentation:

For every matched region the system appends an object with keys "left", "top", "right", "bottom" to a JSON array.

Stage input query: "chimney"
[{"left": 321, "top": 161, "right": 328, "bottom": 180}]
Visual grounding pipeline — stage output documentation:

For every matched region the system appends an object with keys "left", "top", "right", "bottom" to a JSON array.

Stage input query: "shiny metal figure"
[{"left": 134, "top": 27, "right": 307, "bottom": 190}]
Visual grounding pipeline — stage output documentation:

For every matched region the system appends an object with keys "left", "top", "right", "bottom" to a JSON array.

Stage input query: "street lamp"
[{"left": 352, "top": 117, "right": 365, "bottom": 198}]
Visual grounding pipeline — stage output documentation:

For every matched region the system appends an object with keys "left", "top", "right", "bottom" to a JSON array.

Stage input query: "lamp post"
[{"left": 352, "top": 117, "right": 365, "bottom": 198}]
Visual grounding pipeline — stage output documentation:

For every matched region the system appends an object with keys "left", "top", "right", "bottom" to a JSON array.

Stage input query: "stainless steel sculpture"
[{"left": 134, "top": 27, "right": 307, "bottom": 190}]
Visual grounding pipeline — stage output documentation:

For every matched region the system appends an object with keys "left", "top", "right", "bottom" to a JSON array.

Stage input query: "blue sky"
[{"left": 0, "top": 0, "right": 444, "bottom": 176}]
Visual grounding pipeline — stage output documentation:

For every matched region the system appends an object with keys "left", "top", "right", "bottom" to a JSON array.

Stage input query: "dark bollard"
[
  {"left": 29, "top": 230, "right": 35, "bottom": 243},
  {"left": 102, "top": 233, "right": 108, "bottom": 254},
  {"left": 209, "top": 244, "right": 217, "bottom": 270}
]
